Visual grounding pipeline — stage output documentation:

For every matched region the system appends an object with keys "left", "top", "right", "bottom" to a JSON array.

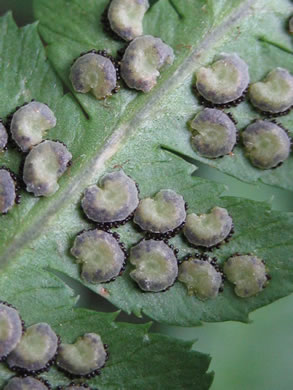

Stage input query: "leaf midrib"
[{"left": 0, "top": 0, "right": 254, "bottom": 270}]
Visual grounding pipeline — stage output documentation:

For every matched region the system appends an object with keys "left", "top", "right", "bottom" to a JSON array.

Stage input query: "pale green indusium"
[
  {"left": 242, "top": 120, "right": 291, "bottom": 169},
  {"left": 0, "top": 122, "right": 8, "bottom": 151},
  {"left": 195, "top": 53, "right": 249, "bottom": 104},
  {"left": 108, "top": 0, "right": 149, "bottom": 41},
  {"left": 224, "top": 254, "right": 268, "bottom": 298},
  {"left": 4, "top": 376, "right": 49, "bottom": 390},
  {"left": 7, "top": 323, "right": 58, "bottom": 372},
  {"left": 183, "top": 207, "right": 232, "bottom": 248},
  {"left": 134, "top": 189, "right": 186, "bottom": 234},
  {"left": 23, "top": 140, "right": 72, "bottom": 197},
  {"left": 0, "top": 303, "right": 22, "bottom": 360},
  {"left": 0, "top": 169, "right": 16, "bottom": 214},
  {"left": 129, "top": 239, "right": 178, "bottom": 292},
  {"left": 71, "top": 229, "right": 125, "bottom": 284},
  {"left": 189, "top": 108, "right": 237, "bottom": 158},
  {"left": 81, "top": 170, "right": 139, "bottom": 223},
  {"left": 56, "top": 333, "right": 107, "bottom": 375},
  {"left": 249, "top": 68, "right": 293, "bottom": 114},
  {"left": 70, "top": 53, "right": 117, "bottom": 99},
  {"left": 120, "top": 35, "right": 174, "bottom": 92},
  {"left": 10, "top": 102, "right": 56, "bottom": 152},
  {"left": 178, "top": 258, "right": 222, "bottom": 300}
]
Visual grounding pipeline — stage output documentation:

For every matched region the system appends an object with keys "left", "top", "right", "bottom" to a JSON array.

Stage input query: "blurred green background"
[{"left": 1, "top": 1, "right": 293, "bottom": 389}]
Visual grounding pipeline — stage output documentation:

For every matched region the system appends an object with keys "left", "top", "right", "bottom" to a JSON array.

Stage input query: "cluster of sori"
[
  {"left": 0, "top": 101, "right": 72, "bottom": 215},
  {"left": 192, "top": 53, "right": 293, "bottom": 170},
  {"left": 0, "top": 302, "right": 108, "bottom": 389},
  {"left": 68, "top": 1, "right": 293, "bottom": 171},
  {"left": 70, "top": 0, "right": 174, "bottom": 99},
  {"left": 71, "top": 169, "right": 270, "bottom": 300}
]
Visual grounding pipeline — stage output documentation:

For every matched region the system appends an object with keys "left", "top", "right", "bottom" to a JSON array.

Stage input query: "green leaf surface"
[
  {"left": 0, "top": 0, "right": 293, "bottom": 334},
  {"left": 0, "top": 266, "right": 213, "bottom": 389}
]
